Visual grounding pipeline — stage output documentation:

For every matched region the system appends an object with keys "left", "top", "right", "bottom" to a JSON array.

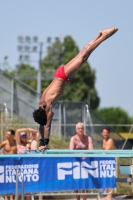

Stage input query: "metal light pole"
[
  {"left": 17, "top": 35, "right": 59, "bottom": 97},
  {"left": 17, "top": 35, "right": 43, "bottom": 96},
  {"left": 37, "top": 42, "right": 43, "bottom": 97}
]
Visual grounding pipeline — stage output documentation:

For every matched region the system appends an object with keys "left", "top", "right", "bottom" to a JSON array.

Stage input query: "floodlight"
[
  {"left": 55, "top": 37, "right": 60, "bottom": 43},
  {"left": 4, "top": 56, "right": 8, "bottom": 60},
  {"left": 25, "top": 55, "right": 30, "bottom": 60},
  {"left": 32, "top": 46, "right": 38, "bottom": 52},
  {"left": 47, "top": 37, "right": 51, "bottom": 43},
  {"left": 25, "top": 46, "right": 30, "bottom": 52},
  {"left": 25, "top": 36, "right": 31, "bottom": 43},
  {"left": 33, "top": 36, "right": 38, "bottom": 43},
  {"left": 18, "top": 36, "right": 23, "bottom": 43},
  {"left": 18, "top": 46, "right": 23, "bottom": 51}
]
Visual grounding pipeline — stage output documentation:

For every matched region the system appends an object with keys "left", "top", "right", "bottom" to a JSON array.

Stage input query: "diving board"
[{"left": 0, "top": 149, "right": 132, "bottom": 157}]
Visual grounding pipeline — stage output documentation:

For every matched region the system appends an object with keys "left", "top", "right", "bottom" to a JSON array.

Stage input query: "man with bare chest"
[
  {"left": 0, "top": 129, "right": 17, "bottom": 200},
  {"left": 33, "top": 28, "right": 118, "bottom": 150},
  {"left": 0, "top": 129, "right": 17, "bottom": 154},
  {"left": 69, "top": 122, "right": 93, "bottom": 200},
  {"left": 69, "top": 122, "right": 93, "bottom": 150},
  {"left": 102, "top": 127, "right": 115, "bottom": 150},
  {"left": 102, "top": 127, "right": 115, "bottom": 200}
]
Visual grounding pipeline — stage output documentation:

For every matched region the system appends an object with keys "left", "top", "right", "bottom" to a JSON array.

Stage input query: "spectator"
[
  {"left": 16, "top": 127, "right": 37, "bottom": 153},
  {"left": 69, "top": 122, "right": 93, "bottom": 200},
  {"left": 16, "top": 127, "right": 38, "bottom": 200},
  {"left": 0, "top": 129, "right": 17, "bottom": 200},
  {"left": 16, "top": 128, "right": 30, "bottom": 154},
  {"left": 102, "top": 127, "right": 114, "bottom": 150},
  {"left": 102, "top": 127, "right": 115, "bottom": 200}
]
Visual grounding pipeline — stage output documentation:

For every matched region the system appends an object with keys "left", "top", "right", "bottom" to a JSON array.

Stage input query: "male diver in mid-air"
[{"left": 33, "top": 28, "right": 118, "bottom": 150}]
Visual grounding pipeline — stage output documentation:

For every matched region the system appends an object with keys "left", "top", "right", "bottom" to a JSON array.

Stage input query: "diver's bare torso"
[{"left": 39, "top": 78, "right": 67, "bottom": 108}]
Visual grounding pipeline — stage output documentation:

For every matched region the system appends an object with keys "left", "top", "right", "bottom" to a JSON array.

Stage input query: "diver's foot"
[
  {"left": 39, "top": 145, "right": 46, "bottom": 150},
  {"left": 39, "top": 138, "right": 49, "bottom": 150},
  {"left": 89, "top": 31, "right": 102, "bottom": 44},
  {"left": 39, "top": 145, "right": 49, "bottom": 151},
  {"left": 99, "top": 28, "right": 118, "bottom": 41},
  {"left": 39, "top": 139, "right": 44, "bottom": 147},
  {"left": 39, "top": 139, "right": 45, "bottom": 150}
]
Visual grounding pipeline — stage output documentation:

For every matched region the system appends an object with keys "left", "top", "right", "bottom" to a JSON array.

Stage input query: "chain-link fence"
[{"left": 0, "top": 69, "right": 39, "bottom": 123}]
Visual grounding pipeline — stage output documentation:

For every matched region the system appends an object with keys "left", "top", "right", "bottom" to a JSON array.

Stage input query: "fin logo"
[
  {"left": 57, "top": 161, "right": 98, "bottom": 180},
  {"left": 0, "top": 166, "right": 4, "bottom": 183}
]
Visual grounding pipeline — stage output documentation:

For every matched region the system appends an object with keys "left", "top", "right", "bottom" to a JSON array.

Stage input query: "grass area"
[
  {"left": 49, "top": 136, "right": 69, "bottom": 149},
  {"left": 116, "top": 157, "right": 133, "bottom": 194}
]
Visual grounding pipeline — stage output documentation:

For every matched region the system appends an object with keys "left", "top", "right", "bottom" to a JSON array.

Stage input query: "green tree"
[
  {"left": 95, "top": 107, "right": 133, "bottom": 132},
  {"left": 10, "top": 64, "right": 37, "bottom": 90},
  {"left": 41, "top": 36, "right": 100, "bottom": 109}
]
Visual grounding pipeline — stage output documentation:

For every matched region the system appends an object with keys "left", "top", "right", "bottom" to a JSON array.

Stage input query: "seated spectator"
[
  {"left": 16, "top": 127, "right": 38, "bottom": 200},
  {"left": 102, "top": 127, "right": 115, "bottom": 200},
  {"left": 0, "top": 129, "right": 17, "bottom": 200},
  {"left": 69, "top": 122, "right": 93, "bottom": 200},
  {"left": 16, "top": 128, "right": 30, "bottom": 154}
]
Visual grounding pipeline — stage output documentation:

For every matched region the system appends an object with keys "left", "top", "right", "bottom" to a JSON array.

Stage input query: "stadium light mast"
[
  {"left": 17, "top": 35, "right": 48, "bottom": 96},
  {"left": 17, "top": 35, "right": 61, "bottom": 98},
  {"left": 37, "top": 42, "right": 43, "bottom": 96}
]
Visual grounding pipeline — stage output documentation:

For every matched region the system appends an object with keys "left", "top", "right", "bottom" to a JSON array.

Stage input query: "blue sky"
[{"left": 0, "top": 0, "right": 133, "bottom": 116}]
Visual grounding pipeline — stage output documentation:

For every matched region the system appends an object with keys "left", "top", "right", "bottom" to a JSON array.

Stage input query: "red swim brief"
[{"left": 54, "top": 66, "right": 70, "bottom": 82}]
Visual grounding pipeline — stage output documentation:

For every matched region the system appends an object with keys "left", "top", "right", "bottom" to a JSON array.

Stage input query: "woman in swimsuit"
[
  {"left": 16, "top": 129, "right": 30, "bottom": 154},
  {"left": 16, "top": 128, "right": 38, "bottom": 200}
]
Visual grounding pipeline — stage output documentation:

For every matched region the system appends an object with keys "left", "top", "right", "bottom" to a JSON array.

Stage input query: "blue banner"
[{"left": 0, "top": 157, "right": 116, "bottom": 194}]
